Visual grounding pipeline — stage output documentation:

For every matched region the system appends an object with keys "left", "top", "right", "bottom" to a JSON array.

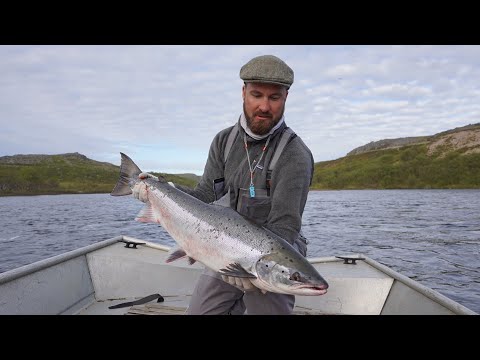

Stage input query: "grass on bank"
[
  {"left": 0, "top": 155, "right": 199, "bottom": 196},
  {"left": 312, "top": 144, "right": 480, "bottom": 190}
]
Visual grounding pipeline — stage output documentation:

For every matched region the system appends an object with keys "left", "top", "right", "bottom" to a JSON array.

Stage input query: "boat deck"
[
  {"left": 77, "top": 294, "right": 327, "bottom": 315},
  {"left": 127, "top": 303, "right": 187, "bottom": 315},
  {"left": 77, "top": 294, "right": 192, "bottom": 315},
  {"left": 124, "top": 304, "right": 326, "bottom": 315},
  {"left": 2, "top": 236, "right": 475, "bottom": 315}
]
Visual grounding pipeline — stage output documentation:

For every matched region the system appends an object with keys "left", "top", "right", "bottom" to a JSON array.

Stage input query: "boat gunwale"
[
  {"left": 0, "top": 236, "right": 122, "bottom": 285},
  {"left": 309, "top": 254, "right": 476, "bottom": 315},
  {"left": 0, "top": 235, "right": 477, "bottom": 315}
]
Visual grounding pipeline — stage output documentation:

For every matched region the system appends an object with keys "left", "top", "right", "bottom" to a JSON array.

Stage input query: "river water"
[{"left": 0, "top": 190, "right": 479, "bottom": 313}]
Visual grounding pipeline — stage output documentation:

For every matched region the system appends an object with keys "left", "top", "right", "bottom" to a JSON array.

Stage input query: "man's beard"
[{"left": 243, "top": 103, "right": 284, "bottom": 135}]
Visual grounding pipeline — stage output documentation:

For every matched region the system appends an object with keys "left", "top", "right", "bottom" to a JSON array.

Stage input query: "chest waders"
[
  {"left": 187, "top": 124, "right": 306, "bottom": 315},
  {"left": 213, "top": 123, "right": 296, "bottom": 225}
]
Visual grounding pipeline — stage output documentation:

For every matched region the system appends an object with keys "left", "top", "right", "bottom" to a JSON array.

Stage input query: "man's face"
[{"left": 242, "top": 82, "right": 288, "bottom": 135}]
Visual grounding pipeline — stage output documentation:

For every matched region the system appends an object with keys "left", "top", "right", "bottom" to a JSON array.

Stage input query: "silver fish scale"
[
  {"left": 142, "top": 179, "right": 294, "bottom": 271},
  {"left": 115, "top": 153, "right": 328, "bottom": 295}
]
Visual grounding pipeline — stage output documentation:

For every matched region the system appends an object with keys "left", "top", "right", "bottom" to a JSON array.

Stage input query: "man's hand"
[
  {"left": 221, "top": 275, "right": 267, "bottom": 294},
  {"left": 132, "top": 172, "right": 158, "bottom": 203},
  {"left": 132, "top": 172, "right": 175, "bottom": 203},
  {"left": 139, "top": 172, "right": 159, "bottom": 181}
]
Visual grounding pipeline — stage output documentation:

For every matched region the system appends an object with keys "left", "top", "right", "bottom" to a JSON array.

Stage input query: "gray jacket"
[{"left": 176, "top": 117, "right": 314, "bottom": 256}]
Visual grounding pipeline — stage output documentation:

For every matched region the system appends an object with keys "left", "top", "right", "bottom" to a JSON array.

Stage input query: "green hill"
[
  {"left": 312, "top": 123, "right": 480, "bottom": 190},
  {"left": 0, "top": 152, "right": 199, "bottom": 196},
  {"left": 2, "top": 123, "right": 479, "bottom": 195}
]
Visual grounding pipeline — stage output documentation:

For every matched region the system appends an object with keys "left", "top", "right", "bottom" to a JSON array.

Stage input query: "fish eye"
[{"left": 289, "top": 272, "right": 301, "bottom": 282}]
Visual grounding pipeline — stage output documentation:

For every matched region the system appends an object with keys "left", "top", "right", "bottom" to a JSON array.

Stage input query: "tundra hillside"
[
  {"left": 0, "top": 152, "right": 200, "bottom": 196},
  {"left": 312, "top": 123, "right": 480, "bottom": 189},
  {"left": 2, "top": 123, "right": 479, "bottom": 195}
]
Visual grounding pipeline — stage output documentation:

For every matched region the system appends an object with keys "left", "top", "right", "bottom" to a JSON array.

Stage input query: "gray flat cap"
[{"left": 240, "top": 55, "right": 294, "bottom": 89}]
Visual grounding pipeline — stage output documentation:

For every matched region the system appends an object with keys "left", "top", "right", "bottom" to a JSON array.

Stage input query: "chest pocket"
[{"left": 236, "top": 188, "right": 271, "bottom": 225}]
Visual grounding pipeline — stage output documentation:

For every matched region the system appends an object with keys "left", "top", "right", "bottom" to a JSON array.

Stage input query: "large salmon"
[{"left": 111, "top": 153, "right": 328, "bottom": 295}]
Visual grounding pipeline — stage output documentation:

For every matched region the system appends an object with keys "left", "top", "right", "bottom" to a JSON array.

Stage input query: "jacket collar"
[{"left": 238, "top": 112, "right": 286, "bottom": 142}]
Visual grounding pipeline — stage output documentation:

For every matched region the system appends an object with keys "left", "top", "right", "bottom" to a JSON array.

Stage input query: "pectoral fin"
[
  {"left": 135, "top": 203, "right": 156, "bottom": 223},
  {"left": 219, "top": 263, "right": 257, "bottom": 279},
  {"left": 166, "top": 248, "right": 197, "bottom": 265}
]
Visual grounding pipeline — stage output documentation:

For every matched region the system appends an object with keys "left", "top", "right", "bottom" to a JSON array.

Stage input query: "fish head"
[{"left": 254, "top": 252, "right": 329, "bottom": 296}]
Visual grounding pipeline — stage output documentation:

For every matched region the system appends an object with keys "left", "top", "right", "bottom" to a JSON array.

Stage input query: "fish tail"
[{"left": 110, "top": 152, "right": 143, "bottom": 196}]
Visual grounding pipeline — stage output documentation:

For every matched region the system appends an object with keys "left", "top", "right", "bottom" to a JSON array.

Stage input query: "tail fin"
[{"left": 111, "top": 152, "right": 143, "bottom": 196}]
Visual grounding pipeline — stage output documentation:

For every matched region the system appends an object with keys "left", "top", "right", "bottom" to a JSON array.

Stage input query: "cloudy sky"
[{"left": 1, "top": 45, "right": 479, "bottom": 174}]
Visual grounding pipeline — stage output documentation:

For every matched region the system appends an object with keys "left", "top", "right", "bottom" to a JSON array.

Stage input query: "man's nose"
[{"left": 258, "top": 97, "right": 271, "bottom": 112}]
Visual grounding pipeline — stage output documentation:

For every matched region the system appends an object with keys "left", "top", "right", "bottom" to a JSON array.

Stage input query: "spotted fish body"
[{"left": 111, "top": 153, "right": 328, "bottom": 296}]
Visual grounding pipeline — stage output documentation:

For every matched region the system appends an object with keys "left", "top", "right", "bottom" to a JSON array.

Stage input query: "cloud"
[{"left": 1, "top": 45, "right": 480, "bottom": 174}]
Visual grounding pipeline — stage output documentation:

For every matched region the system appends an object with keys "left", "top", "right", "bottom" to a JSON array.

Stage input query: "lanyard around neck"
[{"left": 244, "top": 132, "right": 272, "bottom": 198}]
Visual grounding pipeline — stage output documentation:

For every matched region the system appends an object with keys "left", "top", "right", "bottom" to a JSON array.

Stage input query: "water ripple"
[{"left": 0, "top": 189, "right": 479, "bottom": 313}]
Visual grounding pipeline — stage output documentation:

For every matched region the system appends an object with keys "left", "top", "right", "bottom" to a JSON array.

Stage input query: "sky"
[{"left": 1, "top": 45, "right": 479, "bottom": 175}]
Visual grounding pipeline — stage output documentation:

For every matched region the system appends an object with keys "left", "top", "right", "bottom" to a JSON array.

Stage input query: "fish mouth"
[{"left": 292, "top": 284, "right": 328, "bottom": 296}]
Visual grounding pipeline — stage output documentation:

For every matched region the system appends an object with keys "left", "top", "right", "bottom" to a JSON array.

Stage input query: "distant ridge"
[
  {"left": 313, "top": 122, "right": 480, "bottom": 190},
  {"left": 347, "top": 123, "right": 480, "bottom": 156},
  {"left": 3, "top": 121, "right": 480, "bottom": 195},
  {"left": 0, "top": 153, "right": 199, "bottom": 196},
  {"left": 1, "top": 152, "right": 87, "bottom": 164}
]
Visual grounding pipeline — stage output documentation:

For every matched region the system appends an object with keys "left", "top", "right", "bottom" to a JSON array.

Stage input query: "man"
[{"left": 134, "top": 54, "right": 314, "bottom": 315}]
